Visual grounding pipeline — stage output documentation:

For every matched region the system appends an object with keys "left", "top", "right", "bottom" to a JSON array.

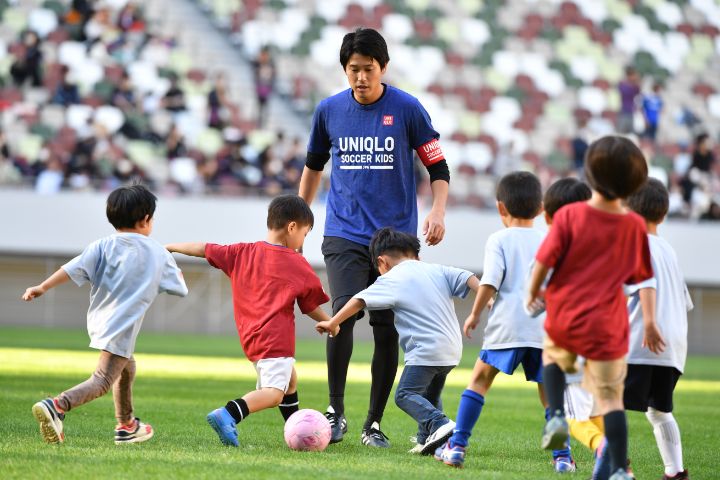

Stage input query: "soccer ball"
[{"left": 283, "top": 409, "right": 331, "bottom": 451}]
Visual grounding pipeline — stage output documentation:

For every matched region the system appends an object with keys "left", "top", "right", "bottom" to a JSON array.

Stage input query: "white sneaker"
[
  {"left": 420, "top": 420, "right": 455, "bottom": 455},
  {"left": 408, "top": 436, "right": 425, "bottom": 454},
  {"left": 32, "top": 398, "right": 65, "bottom": 444}
]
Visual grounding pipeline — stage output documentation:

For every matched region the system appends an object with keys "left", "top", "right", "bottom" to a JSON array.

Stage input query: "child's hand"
[
  {"left": 525, "top": 290, "right": 546, "bottom": 318},
  {"left": 22, "top": 285, "right": 45, "bottom": 301},
  {"left": 463, "top": 314, "right": 481, "bottom": 338},
  {"left": 316, "top": 320, "right": 339, "bottom": 337},
  {"left": 643, "top": 323, "right": 666, "bottom": 354}
]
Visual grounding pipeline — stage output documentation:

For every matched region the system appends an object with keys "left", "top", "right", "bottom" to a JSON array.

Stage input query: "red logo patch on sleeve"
[
  {"left": 382, "top": 115, "right": 394, "bottom": 126},
  {"left": 416, "top": 139, "right": 444, "bottom": 166}
]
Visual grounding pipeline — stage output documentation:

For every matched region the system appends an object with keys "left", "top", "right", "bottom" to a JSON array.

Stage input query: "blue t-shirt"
[
  {"left": 642, "top": 93, "right": 663, "bottom": 126},
  {"left": 307, "top": 84, "right": 441, "bottom": 245}
]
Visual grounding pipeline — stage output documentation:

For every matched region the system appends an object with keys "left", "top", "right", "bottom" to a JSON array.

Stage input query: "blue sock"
[
  {"left": 449, "top": 389, "right": 485, "bottom": 447},
  {"left": 545, "top": 407, "right": 572, "bottom": 460}
]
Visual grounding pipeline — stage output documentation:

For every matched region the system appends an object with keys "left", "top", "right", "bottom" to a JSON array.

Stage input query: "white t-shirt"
[
  {"left": 63, "top": 233, "right": 188, "bottom": 358},
  {"left": 626, "top": 235, "right": 693, "bottom": 373},
  {"left": 354, "top": 260, "right": 473, "bottom": 366},
  {"left": 480, "top": 227, "right": 545, "bottom": 350}
]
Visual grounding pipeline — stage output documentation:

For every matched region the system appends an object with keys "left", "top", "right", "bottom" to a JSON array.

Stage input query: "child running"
[
  {"left": 315, "top": 227, "right": 478, "bottom": 456},
  {"left": 166, "top": 194, "right": 330, "bottom": 447},
  {"left": 543, "top": 178, "right": 608, "bottom": 461},
  {"left": 23, "top": 184, "right": 188, "bottom": 444},
  {"left": 528, "top": 136, "right": 665, "bottom": 480},
  {"left": 435, "top": 171, "right": 574, "bottom": 471},
  {"left": 624, "top": 178, "right": 692, "bottom": 480}
]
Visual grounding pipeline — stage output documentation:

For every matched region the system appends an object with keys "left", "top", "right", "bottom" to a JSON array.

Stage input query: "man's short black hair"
[
  {"left": 626, "top": 177, "right": 669, "bottom": 223},
  {"left": 267, "top": 194, "right": 314, "bottom": 230},
  {"left": 106, "top": 183, "right": 157, "bottom": 229},
  {"left": 543, "top": 177, "right": 592, "bottom": 219},
  {"left": 369, "top": 227, "right": 420, "bottom": 269},
  {"left": 584, "top": 136, "right": 647, "bottom": 200},
  {"left": 339, "top": 28, "right": 390, "bottom": 70},
  {"left": 496, "top": 171, "right": 542, "bottom": 219}
]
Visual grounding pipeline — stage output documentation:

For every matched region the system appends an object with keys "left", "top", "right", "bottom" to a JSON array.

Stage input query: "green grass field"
[{"left": 1, "top": 326, "right": 718, "bottom": 479}]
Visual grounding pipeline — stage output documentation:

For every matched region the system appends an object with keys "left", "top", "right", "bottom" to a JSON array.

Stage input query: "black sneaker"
[
  {"left": 324, "top": 407, "right": 347, "bottom": 444},
  {"left": 361, "top": 421, "right": 390, "bottom": 448}
]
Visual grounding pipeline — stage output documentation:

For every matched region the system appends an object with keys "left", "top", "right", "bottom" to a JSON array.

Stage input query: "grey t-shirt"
[
  {"left": 354, "top": 260, "right": 473, "bottom": 366},
  {"left": 480, "top": 227, "right": 545, "bottom": 350},
  {"left": 63, "top": 233, "right": 188, "bottom": 358}
]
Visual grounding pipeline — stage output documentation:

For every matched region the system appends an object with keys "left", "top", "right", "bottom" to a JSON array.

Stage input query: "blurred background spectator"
[{"left": 0, "top": 0, "right": 717, "bottom": 221}]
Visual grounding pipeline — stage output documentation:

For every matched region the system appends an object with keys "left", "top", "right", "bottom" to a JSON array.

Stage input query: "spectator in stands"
[
  {"left": 166, "top": 124, "right": 187, "bottom": 159},
  {"left": 681, "top": 133, "right": 717, "bottom": 218},
  {"left": 252, "top": 47, "right": 276, "bottom": 127},
  {"left": 51, "top": 66, "right": 81, "bottom": 106},
  {"left": 117, "top": 2, "right": 143, "bottom": 32},
  {"left": 112, "top": 72, "right": 136, "bottom": 112},
  {"left": 617, "top": 67, "right": 641, "bottom": 134},
  {"left": 691, "top": 133, "right": 716, "bottom": 174},
  {"left": 10, "top": 31, "right": 43, "bottom": 88},
  {"left": 642, "top": 83, "right": 664, "bottom": 143},
  {"left": 208, "top": 73, "right": 228, "bottom": 129},
  {"left": 571, "top": 117, "right": 591, "bottom": 177},
  {"left": 162, "top": 75, "right": 187, "bottom": 113},
  {"left": 35, "top": 156, "right": 65, "bottom": 195},
  {"left": 0, "top": 130, "right": 21, "bottom": 185}
]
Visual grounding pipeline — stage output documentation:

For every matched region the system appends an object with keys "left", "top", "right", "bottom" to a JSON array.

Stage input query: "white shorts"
[
  {"left": 564, "top": 382, "right": 600, "bottom": 421},
  {"left": 253, "top": 357, "right": 295, "bottom": 392}
]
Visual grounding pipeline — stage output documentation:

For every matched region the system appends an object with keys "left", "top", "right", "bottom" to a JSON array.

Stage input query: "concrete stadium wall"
[{"left": 1, "top": 190, "right": 719, "bottom": 353}]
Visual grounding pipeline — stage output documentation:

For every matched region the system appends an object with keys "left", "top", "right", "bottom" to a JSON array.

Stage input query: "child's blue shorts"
[{"left": 480, "top": 347, "right": 543, "bottom": 383}]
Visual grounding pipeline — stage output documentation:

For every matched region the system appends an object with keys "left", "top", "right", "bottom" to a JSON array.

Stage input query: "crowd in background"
[{"left": 0, "top": 0, "right": 717, "bottom": 220}]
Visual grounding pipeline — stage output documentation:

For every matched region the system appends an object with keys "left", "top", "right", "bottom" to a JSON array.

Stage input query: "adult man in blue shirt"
[{"left": 299, "top": 28, "right": 450, "bottom": 448}]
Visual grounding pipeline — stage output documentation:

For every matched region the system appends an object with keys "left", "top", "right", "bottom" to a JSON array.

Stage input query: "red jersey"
[
  {"left": 535, "top": 202, "right": 653, "bottom": 360},
  {"left": 205, "top": 242, "right": 329, "bottom": 361}
]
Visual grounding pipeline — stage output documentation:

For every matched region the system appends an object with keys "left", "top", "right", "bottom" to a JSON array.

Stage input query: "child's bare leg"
[
  {"left": 56, "top": 351, "right": 129, "bottom": 413},
  {"left": 113, "top": 355, "right": 136, "bottom": 426},
  {"left": 466, "top": 358, "right": 499, "bottom": 395},
  {"left": 445, "top": 359, "right": 499, "bottom": 449},
  {"left": 587, "top": 359, "right": 628, "bottom": 474},
  {"left": 537, "top": 383, "right": 548, "bottom": 407},
  {"left": 243, "top": 387, "right": 285, "bottom": 413}
]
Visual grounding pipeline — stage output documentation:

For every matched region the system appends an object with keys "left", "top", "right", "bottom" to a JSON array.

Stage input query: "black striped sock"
[
  {"left": 279, "top": 391, "right": 299, "bottom": 421},
  {"left": 225, "top": 398, "right": 250, "bottom": 424}
]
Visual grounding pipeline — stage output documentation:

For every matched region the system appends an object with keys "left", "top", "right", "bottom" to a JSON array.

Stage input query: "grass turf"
[{"left": 1, "top": 327, "right": 718, "bottom": 479}]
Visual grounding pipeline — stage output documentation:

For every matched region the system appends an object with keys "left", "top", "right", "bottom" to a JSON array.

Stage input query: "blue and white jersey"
[{"left": 307, "top": 84, "right": 443, "bottom": 245}]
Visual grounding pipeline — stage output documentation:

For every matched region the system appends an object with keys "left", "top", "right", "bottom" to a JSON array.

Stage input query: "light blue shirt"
[
  {"left": 354, "top": 260, "right": 473, "bottom": 366},
  {"left": 480, "top": 227, "right": 546, "bottom": 349},
  {"left": 63, "top": 233, "right": 188, "bottom": 357}
]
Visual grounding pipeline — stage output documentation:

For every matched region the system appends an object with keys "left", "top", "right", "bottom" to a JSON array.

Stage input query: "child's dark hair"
[
  {"left": 106, "top": 184, "right": 157, "bottom": 229},
  {"left": 626, "top": 178, "right": 669, "bottom": 223},
  {"left": 496, "top": 171, "right": 542, "bottom": 219},
  {"left": 267, "top": 194, "right": 314, "bottom": 230},
  {"left": 584, "top": 136, "right": 647, "bottom": 200},
  {"left": 340, "top": 28, "right": 389, "bottom": 70},
  {"left": 543, "top": 177, "right": 592, "bottom": 219},
  {"left": 369, "top": 227, "right": 420, "bottom": 269}
]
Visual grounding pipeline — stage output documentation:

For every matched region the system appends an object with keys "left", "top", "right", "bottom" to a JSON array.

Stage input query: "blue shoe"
[
  {"left": 554, "top": 456, "right": 577, "bottom": 473},
  {"left": 592, "top": 438, "right": 611, "bottom": 480},
  {"left": 434, "top": 441, "right": 465, "bottom": 468},
  {"left": 206, "top": 407, "right": 239, "bottom": 447}
]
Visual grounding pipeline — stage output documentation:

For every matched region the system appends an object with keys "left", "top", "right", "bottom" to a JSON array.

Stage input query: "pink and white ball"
[{"left": 283, "top": 409, "right": 331, "bottom": 451}]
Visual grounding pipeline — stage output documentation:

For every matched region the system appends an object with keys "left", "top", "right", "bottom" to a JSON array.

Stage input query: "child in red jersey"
[
  {"left": 166, "top": 195, "right": 330, "bottom": 447},
  {"left": 527, "top": 136, "right": 665, "bottom": 480}
]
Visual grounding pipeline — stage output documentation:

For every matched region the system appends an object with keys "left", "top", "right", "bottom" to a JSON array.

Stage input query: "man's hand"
[{"left": 422, "top": 210, "right": 446, "bottom": 246}]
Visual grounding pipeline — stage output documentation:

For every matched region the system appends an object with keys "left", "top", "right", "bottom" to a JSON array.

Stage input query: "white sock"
[{"left": 646, "top": 407, "right": 684, "bottom": 476}]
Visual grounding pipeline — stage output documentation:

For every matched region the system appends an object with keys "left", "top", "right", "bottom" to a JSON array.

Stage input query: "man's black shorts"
[
  {"left": 321, "top": 236, "right": 393, "bottom": 327},
  {"left": 624, "top": 364, "right": 681, "bottom": 413}
]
